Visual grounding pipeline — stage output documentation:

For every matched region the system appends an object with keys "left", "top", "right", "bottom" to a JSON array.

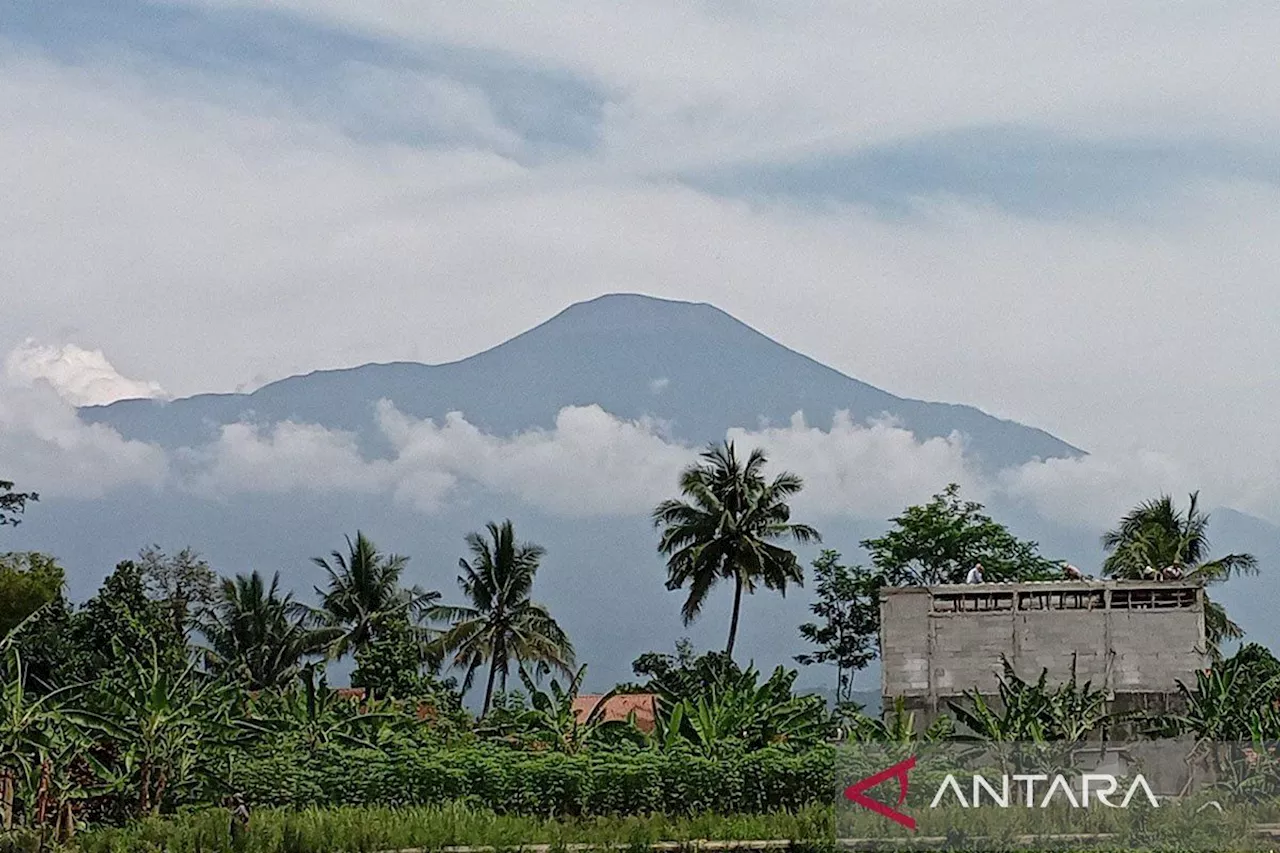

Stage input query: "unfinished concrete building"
[{"left": 879, "top": 580, "right": 1207, "bottom": 720}]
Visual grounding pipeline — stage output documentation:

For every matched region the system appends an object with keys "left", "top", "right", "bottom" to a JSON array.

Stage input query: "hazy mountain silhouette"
[
  {"left": 30, "top": 294, "right": 1280, "bottom": 695},
  {"left": 81, "top": 294, "right": 1080, "bottom": 470}
]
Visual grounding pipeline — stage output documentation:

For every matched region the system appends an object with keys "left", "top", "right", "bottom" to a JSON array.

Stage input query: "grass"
[
  {"left": 4, "top": 797, "right": 1280, "bottom": 852},
  {"left": 6, "top": 804, "right": 833, "bottom": 853}
]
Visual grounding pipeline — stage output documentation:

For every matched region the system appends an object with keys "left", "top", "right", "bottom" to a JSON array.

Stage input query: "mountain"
[
  {"left": 80, "top": 293, "right": 1081, "bottom": 470},
  {"left": 23, "top": 293, "right": 1277, "bottom": 694}
]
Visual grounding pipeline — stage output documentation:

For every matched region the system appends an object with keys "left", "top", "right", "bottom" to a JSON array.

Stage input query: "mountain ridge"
[{"left": 81, "top": 293, "right": 1083, "bottom": 470}]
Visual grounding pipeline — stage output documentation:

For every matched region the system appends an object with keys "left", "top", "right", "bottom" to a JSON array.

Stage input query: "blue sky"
[{"left": 4, "top": 0, "right": 1280, "bottom": 521}]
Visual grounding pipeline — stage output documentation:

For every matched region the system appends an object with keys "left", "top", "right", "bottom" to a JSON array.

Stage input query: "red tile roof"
[{"left": 572, "top": 693, "right": 657, "bottom": 732}]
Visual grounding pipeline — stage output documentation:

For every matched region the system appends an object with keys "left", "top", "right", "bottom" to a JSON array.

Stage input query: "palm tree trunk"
[
  {"left": 725, "top": 574, "right": 744, "bottom": 657},
  {"left": 482, "top": 655, "right": 500, "bottom": 717}
]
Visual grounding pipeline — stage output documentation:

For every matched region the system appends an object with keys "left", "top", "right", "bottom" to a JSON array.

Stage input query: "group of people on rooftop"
[{"left": 962, "top": 561, "right": 1184, "bottom": 583}]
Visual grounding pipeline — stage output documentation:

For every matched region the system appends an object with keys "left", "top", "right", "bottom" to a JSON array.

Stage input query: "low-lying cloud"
[
  {"left": 0, "top": 379, "right": 168, "bottom": 499},
  {"left": 174, "top": 402, "right": 1274, "bottom": 533},
  {"left": 0, "top": 343, "right": 1263, "bottom": 534}
]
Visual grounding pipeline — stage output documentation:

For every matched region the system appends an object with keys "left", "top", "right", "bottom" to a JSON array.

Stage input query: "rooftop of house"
[
  {"left": 880, "top": 578, "right": 1205, "bottom": 596},
  {"left": 571, "top": 693, "right": 657, "bottom": 732}
]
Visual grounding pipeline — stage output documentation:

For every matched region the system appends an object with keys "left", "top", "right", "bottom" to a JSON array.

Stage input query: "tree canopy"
[
  {"left": 860, "top": 483, "right": 1062, "bottom": 585},
  {"left": 653, "top": 441, "right": 820, "bottom": 657}
]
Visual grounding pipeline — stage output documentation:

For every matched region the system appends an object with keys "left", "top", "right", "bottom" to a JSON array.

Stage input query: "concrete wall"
[{"left": 880, "top": 581, "right": 1206, "bottom": 711}]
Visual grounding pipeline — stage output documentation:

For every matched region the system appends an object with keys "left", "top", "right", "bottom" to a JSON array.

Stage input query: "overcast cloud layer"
[{"left": 3, "top": 1, "right": 1280, "bottom": 526}]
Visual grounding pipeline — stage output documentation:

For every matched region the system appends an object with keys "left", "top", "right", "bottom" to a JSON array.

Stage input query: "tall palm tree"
[
  {"left": 309, "top": 531, "right": 439, "bottom": 660},
  {"left": 652, "top": 441, "right": 820, "bottom": 658},
  {"left": 1102, "top": 492, "right": 1258, "bottom": 655},
  {"left": 435, "top": 520, "right": 574, "bottom": 716},
  {"left": 199, "top": 571, "right": 336, "bottom": 691}
]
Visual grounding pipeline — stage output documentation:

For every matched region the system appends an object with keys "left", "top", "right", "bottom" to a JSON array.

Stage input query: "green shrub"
[{"left": 227, "top": 743, "right": 836, "bottom": 816}]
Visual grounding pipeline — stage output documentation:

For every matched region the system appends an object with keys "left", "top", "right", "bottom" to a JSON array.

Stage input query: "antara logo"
[{"left": 843, "top": 756, "right": 1160, "bottom": 830}]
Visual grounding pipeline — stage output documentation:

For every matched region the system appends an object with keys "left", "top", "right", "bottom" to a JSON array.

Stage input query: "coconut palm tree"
[
  {"left": 309, "top": 532, "right": 439, "bottom": 661},
  {"left": 652, "top": 441, "right": 820, "bottom": 658},
  {"left": 435, "top": 520, "right": 574, "bottom": 716},
  {"left": 199, "top": 571, "right": 337, "bottom": 691},
  {"left": 1101, "top": 492, "right": 1257, "bottom": 654}
]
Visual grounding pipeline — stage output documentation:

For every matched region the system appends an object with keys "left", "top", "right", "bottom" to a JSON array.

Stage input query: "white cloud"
[
  {"left": 648, "top": 378, "right": 669, "bottom": 394},
  {"left": 0, "top": 377, "right": 168, "bottom": 499},
  {"left": 999, "top": 449, "right": 1198, "bottom": 531},
  {"left": 728, "top": 412, "right": 983, "bottom": 520},
  {"left": 167, "top": 403, "right": 994, "bottom": 523},
  {"left": 6, "top": 12, "right": 1280, "bottom": 533},
  {"left": 161, "top": 0, "right": 1280, "bottom": 163},
  {"left": 182, "top": 421, "right": 395, "bottom": 497},
  {"left": 163, "top": 402, "right": 1280, "bottom": 533},
  {"left": 5, "top": 340, "right": 167, "bottom": 406},
  {"left": 376, "top": 402, "right": 693, "bottom": 515}
]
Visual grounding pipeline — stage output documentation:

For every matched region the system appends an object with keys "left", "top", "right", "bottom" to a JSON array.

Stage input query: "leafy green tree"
[
  {"left": 309, "top": 531, "right": 439, "bottom": 661},
  {"left": 653, "top": 441, "right": 820, "bottom": 657},
  {"left": 795, "top": 550, "right": 880, "bottom": 704},
  {"left": 0, "top": 480, "right": 37, "bottom": 528},
  {"left": 1101, "top": 492, "right": 1257, "bottom": 654},
  {"left": 629, "top": 638, "right": 739, "bottom": 698},
  {"left": 69, "top": 561, "right": 188, "bottom": 683},
  {"left": 200, "top": 571, "right": 336, "bottom": 691},
  {"left": 861, "top": 483, "right": 1062, "bottom": 585},
  {"left": 0, "top": 553, "right": 63, "bottom": 637},
  {"left": 137, "top": 546, "right": 218, "bottom": 639},
  {"left": 437, "top": 520, "right": 574, "bottom": 716},
  {"left": 350, "top": 614, "right": 448, "bottom": 701}
]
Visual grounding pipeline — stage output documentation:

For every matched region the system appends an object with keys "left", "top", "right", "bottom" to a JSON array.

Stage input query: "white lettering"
[
  {"left": 1120, "top": 775, "right": 1160, "bottom": 808},
  {"left": 930, "top": 774, "right": 970, "bottom": 808},
  {"left": 1040, "top": 775, "right": 1081, "bottom": 808},
  {"left": 1012, "top": 774, "right": 1047, "bottom": 807},
  {"left": 972, "top": 774, "right": 1009, "bottom": 807},
  {"left": 1081, "top": 774, "right": 1119, "bottom": 807}
]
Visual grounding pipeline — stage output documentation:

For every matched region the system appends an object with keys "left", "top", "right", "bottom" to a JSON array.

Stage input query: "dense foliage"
[
  {"left": 1102, "top": 492, "right": 1258, "bottom": 655},
  {"left": 860, "top": 483, "right": 1064, "bottom": 585},
  {"left": 0, "top": 468, "right": 1273, "bottom": 851}
]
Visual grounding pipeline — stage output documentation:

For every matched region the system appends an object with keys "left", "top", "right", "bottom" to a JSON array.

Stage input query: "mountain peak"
[{"left": 80, "top": 292, "right": 1082, "bottom": 469}]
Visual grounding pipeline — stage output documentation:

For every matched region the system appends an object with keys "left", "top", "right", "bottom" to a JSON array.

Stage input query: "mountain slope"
[{"left": 81, "top": 293, "right": 1081, "bottom": 470}]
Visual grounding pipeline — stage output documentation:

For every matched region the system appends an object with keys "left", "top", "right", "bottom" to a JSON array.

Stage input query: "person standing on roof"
[{"left": 965, "top": 562, "right": 984, "bottom": 584}]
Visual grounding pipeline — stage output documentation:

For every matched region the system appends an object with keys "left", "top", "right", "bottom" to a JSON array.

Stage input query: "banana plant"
[
  {"left": 948, "top": 655, "right": 1111, "bottom": 743},
  {"left": 651, "top": 663, "right": 831, "bottom": 755},
  {"left": 846, "top": 696, "right": 952, "bottom": 743},
  {"left": 480, "top": 665, "right": 638, "bottom": 753},
  {"left": 0, "top": 647, "right": 116, "bottom": 839},
  {"left": 249, "top": 663, "right": 408, "bottom": 750},
  {"left": 96, "top": 639, "right": 251, "bottom": 816}
]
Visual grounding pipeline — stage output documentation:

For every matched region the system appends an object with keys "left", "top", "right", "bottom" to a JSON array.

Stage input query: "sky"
[{"left": 4, "top": 1, "right": 1280, "bottom": 525}]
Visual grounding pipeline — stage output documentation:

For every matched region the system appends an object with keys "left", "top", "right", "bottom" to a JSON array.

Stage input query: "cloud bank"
[{"left": 1, "top": 340, "right": 1257, "bottom": 533}]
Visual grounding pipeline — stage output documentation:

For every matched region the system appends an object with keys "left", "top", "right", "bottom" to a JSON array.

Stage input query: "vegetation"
[
  {"left": 1102, "top": 492, "right": 1258, "bottom": 655},
  {"left": 794, "top": 551, "right": 879, "bottom": 705},
  {"left": 0, "top": 468, "right": 1275, "bottom": 851},
  {"left": 199, "top": 571, "right": 335, "bottom": 692},
  {"left": 860, "top": 483, "right": 1063, "bottom": 585},
  {"left": 436, "top": 520, "right": 575, "bottom": 716},
  {"left": 653, "top": 441, "right": 820, "bottom": 657},
  {"left": 0, "top": 481, "right": 37, "bottom": 529}
]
